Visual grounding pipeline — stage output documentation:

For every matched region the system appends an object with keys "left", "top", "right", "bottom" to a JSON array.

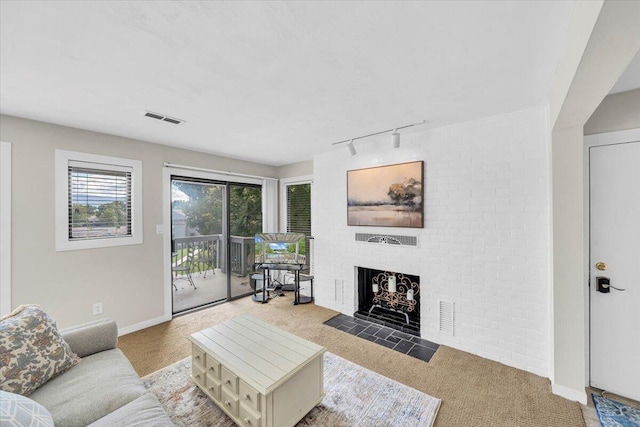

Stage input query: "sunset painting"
[{"left": 347, "top": 161, "right": 424, "bottom": 228}]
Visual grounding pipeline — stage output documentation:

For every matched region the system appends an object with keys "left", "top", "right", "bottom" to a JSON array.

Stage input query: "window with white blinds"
[
  {"left": 284, "top": 181, "right": 312, "bottom": 272},
  {"left": 286, "top": 183, "right": 311, "bottom": 236},
  {"left": 55, "top": 150, "right": 142, "bottom": 251},
  {"left": 68, "top": 162, "right": 132, "bottom": 240}
]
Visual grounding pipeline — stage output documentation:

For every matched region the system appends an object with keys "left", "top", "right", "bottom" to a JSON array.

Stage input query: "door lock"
[
  {"left": 595, "top": 262, "right": 607, "bottom": 271},
  {"left": 596, "top": 276, "right": 626, "bottom": 293}
]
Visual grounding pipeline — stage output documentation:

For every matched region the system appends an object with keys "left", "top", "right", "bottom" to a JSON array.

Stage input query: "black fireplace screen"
[{"left": 356, "top": 267, "right": 420, "bottom": 335}]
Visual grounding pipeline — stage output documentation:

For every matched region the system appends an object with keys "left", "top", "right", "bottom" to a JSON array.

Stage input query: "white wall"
[
  {"left": 313, "top": 107, "right": 551, "bottom": 377},
  {"left": 549, "top": 0, "right": 640, "bottom": 403},
  {"left": 0, "top": 142, "right": 11, "bottom": 316},
  {"left": 584, "top": 88, "right": 640, "bottom": 135},
  {"left": 277, "top": 160, "right": 313, "bottom": 179},
  {"left": 0, "top": 114, "right": 277, "bottom": 331},
  {"left": 549, "top": 1, "right": 604, "bottom": 129},
  {"left": 551, "top": 126, "right": 586, "bottom": 399}
]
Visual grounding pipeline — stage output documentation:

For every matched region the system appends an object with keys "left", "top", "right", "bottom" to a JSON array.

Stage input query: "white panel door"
[{"left": 589, "top": 140, "right": 640, "bottom": 400}]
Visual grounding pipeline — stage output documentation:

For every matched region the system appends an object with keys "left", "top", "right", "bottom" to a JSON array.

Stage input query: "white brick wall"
[{"left": 312, "top": 107, "right": 551, "bottom": 377}]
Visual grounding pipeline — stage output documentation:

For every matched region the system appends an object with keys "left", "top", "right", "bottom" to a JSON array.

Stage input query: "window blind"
[
  {"left": 286, "top": 183, "right": 311, "bottom": 236},
  {"left": 68, "top": 162, "right": 132, "bottom": 240}
]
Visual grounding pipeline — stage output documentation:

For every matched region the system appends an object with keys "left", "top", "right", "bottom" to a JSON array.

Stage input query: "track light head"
[
  {"left": 391, "top": 129, "right": 400, "bottom": 148},
  {"left": 332, "top": 120, "right": 425, "bottom": 153},
  {"left": 346, "top": 140, "right": 357, "bottom": 156}
]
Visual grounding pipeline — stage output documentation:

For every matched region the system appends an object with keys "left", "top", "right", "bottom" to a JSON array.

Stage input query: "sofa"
[
  {"left": 1, "top": 307, "right": 174, "bottom": 427},
  {"left": 30, "top": 318, "right": 174, "bottom": 426}
]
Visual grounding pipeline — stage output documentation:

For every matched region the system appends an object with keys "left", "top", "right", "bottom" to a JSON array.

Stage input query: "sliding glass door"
[
  {"left": 229, "top": 184, "right": 262, "bottom": 299},
  {"left": 170, "top": 177, "right": 261, "bottom": 314}
]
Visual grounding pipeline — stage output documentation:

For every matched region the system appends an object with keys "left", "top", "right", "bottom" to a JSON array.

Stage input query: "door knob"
[{"left": 595, "top": 262, "right": 607, "bottom": 271}]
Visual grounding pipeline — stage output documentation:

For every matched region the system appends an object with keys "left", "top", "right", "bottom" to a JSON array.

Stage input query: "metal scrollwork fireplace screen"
[
  {"left": 347, "top": 160, "right": 424, "bottom": 228},
  {"left": 370, "top": 272, "right": 419, "bottom": 325},
  {"left": 357, "top": 267, "right": 420, "bottom": 333}
]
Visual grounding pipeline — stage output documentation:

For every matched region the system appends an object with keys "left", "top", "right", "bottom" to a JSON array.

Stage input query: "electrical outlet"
[{"left": 92, "top": 303, "right": 103, "bottom": 315}]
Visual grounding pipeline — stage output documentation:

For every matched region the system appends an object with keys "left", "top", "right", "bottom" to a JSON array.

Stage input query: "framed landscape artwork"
[{"left": 347, "top": 161, "right": 424, "bottom": 228}]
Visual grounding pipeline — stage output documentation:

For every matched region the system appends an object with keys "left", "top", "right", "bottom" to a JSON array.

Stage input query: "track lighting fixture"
[
  {"left": 391, "top": 129, "right": 400, "bottom": 148},
  {"left": 332, "top": 120, "right": 425, "bottom": 156},
  {"left": 346, "top": 140, "right": 357, "bottom": 156}
]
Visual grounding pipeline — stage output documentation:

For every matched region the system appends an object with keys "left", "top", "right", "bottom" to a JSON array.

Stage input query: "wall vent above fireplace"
[{"left": 355, "top": 233, "right": 418, "bottom": 247}]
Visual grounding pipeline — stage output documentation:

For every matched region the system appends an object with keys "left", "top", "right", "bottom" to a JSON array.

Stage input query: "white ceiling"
[{"left": 1, "top": 1, "right": 575, "bottom": 166}]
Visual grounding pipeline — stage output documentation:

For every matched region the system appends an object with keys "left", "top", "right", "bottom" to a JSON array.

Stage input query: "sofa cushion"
[
  {"left": 88, "top": 393, "right": 174, "bottom": 427},
  {"left": 0, "top": 390, "right": 54, "bottom": 427},
  {"left": 0, "top": 305, "right": 80, "bottom": 395},
  {"left": 29, "top": 348, "right": 147, "bottom": 427}
]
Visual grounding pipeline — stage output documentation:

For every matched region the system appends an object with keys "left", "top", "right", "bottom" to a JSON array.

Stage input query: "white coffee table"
[{"left": 188, "top": 314, "right": 326, "bottom": 427}]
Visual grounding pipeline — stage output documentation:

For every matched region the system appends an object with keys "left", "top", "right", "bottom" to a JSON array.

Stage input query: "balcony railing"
[
  {"left": 172, "top": 234, "right": 256, "bottom": 277},
  {"left": 228, "top": 236, "right": 255, "bottom": 276}
]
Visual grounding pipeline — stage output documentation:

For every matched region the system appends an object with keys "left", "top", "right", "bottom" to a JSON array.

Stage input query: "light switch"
[{"left": 156, "top": 225, "right": 164, "bottom": 235}]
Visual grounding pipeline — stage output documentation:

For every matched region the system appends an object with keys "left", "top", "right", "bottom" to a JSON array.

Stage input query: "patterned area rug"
[
  {"left": 143, "top": 352, "right": 441, "bottom": 427},
  {"left": 592, "top": 394, "right": 640, "bottom": 427}
]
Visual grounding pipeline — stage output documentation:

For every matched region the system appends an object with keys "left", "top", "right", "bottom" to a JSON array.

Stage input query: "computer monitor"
[{"left": 255, "top": 233, "right": 306, "bottom": 265}]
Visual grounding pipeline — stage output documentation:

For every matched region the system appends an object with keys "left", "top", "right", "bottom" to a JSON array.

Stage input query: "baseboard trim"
[
  {"left": 118, "top": 314, "right": 171, "bottom": 336},
  {"left": 552, "top": 383, "right": 587, "bottom": 404}
]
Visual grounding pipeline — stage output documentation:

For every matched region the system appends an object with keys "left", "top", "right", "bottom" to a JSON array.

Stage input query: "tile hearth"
[{"left": 324, "top": 314, "right": 439, "bottom": 362}]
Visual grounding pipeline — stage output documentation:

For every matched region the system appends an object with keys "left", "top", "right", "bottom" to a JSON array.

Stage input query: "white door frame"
[
  {"left": 583, "top": 127, "right": 640, "bottom": 389},
  {"left": 0, "top": 142, "right": 11, "bottom": 316}
]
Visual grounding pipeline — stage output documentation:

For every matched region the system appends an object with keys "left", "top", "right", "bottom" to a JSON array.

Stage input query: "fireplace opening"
[{"left": 355, "top": 267, "right": 420, "bottom": 336}]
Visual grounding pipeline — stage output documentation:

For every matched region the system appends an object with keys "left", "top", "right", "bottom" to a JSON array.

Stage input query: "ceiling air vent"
[{"left": 143, "top": 111, "right": 185, "bottom": 125}]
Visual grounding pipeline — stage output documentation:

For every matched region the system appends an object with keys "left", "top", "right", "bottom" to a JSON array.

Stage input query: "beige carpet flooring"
[{"left": 118, "top": 295, "right": 585, "bottom": 427}]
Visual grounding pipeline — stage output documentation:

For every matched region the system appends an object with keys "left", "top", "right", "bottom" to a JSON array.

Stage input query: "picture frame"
[{"left": 347, "top": 160, "right": 424, "bottom": 228}]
